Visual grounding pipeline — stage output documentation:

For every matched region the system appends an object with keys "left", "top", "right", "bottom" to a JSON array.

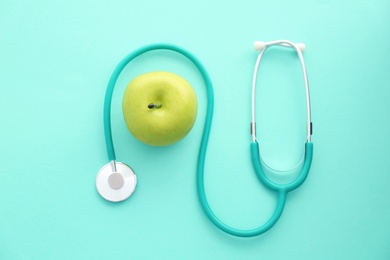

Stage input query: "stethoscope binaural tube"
[
  {"left": 251, "top": 40, "right": 312, "bottom": 143},
  {"left": 250, "top": 40, "right": 313, "bottom": 192}
]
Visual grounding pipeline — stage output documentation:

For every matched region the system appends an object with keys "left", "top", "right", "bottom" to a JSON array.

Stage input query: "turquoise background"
[{"left": 1, "top": 0, "right": 389, "bottom": 259}]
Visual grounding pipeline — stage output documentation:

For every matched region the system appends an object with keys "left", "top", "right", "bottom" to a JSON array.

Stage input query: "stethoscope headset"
[{"left": 96, "top": 40, "right": 313, "bottom": 237}]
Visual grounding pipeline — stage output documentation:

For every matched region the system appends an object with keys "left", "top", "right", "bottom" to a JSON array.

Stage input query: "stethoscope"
[{"left": 96, "top": 40, "right": 313, "bottom": 237}]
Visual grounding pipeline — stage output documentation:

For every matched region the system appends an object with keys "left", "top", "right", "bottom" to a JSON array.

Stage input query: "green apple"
[{"left": 122, "top": 71, "right": 198, "bottom": 146}]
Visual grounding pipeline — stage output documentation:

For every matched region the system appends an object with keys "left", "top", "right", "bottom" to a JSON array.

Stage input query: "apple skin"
[{"left": 122, "top": 71, "right": 198, "bottom": 146}]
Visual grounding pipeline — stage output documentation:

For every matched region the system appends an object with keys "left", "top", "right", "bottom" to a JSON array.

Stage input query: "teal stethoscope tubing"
[
  {"left": 103, "top": 43, "right": 313, "bottom": 238},
  {"left": 103, "top": 43, "right": 214, "bottom": 161}
]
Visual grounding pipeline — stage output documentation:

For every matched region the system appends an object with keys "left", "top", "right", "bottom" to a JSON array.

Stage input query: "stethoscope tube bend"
[
  {"left": 250, "top": 142, "right": 313, "bottom": 193},
  {"left": 97, "top": 43, "right": 215, "bottom": 203}
]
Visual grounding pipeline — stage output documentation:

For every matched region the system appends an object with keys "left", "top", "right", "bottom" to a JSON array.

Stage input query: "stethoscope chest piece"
[{"left": 96, "top": 161, "right": 137, "bottom": 202}]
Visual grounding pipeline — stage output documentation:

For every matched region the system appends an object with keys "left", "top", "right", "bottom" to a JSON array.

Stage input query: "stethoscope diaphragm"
[{"left": 96, "top": 162, "right": 137, "bottom": 202}]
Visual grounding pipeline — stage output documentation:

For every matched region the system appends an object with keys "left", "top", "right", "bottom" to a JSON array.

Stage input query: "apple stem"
[{"left": 148, "top": 102, "right": 162, "bottom": 109}]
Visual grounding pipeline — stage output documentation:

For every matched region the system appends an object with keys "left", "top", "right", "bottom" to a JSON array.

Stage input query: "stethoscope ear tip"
[
  {"left": 253, "top": 41, "right": 266, "bottom": 51},
  {"left": 296, "top": 43, "right": 306, "bottom": 53},
  {"left": 254, "top": 40, "right": 306, "bottom": 53}
]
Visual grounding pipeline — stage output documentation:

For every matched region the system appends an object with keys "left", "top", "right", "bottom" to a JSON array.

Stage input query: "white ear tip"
[
  {"left": 297, "top": 43, "right": 306, "bottom": 52},
  {"left": 254, "top": 41, "right": 266, "bottom": 51}
]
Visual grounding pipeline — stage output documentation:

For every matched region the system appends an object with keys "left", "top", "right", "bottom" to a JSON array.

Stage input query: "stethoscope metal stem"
[{"left": 110, "top": 160, "right": 117, "bottom": 172}]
